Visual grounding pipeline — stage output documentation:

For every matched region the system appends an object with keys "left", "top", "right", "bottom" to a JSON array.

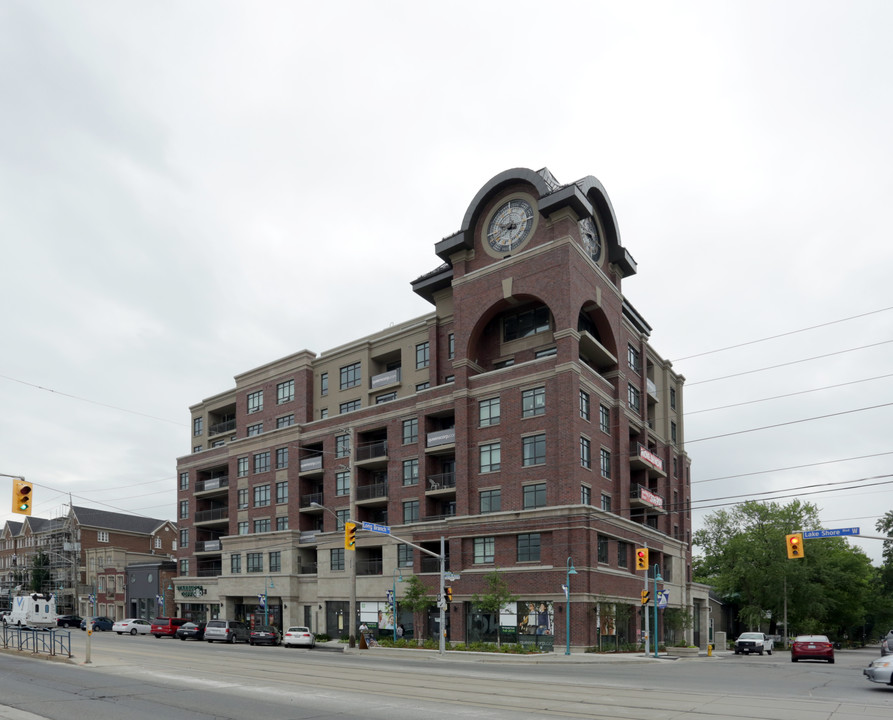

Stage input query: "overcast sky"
[{"left": 2, "top": 1, "right": 891, "bottom": 563}]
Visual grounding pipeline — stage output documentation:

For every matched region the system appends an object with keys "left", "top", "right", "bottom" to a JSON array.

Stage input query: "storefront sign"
[{"left": 178, "top": 585, "right": 208, "bottom": 598}]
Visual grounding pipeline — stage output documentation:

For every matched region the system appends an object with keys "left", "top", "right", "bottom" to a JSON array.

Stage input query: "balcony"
[
  {"left": 300, "top": 492, "right": 324, "bottom": 510},
  {"left": 196, "top": 477, "right": 229, "bottom": 495},
  {"left": 196, "top": 539, "right": 222, "bottom": 553},
  {"left": 194, "top": 507, "right": 229, "bottom": 525},
  {"left": 425, "top": 428, "right": 455, "bottom": 455},
  {"left": 426, "top": 472, "right": 456, "bottom": 494},
  {"left": 297, "top": 562, "right": 318, "bottom": 575},
  {"left": 355, "top": 440, "right": 388, "bottom": 469},
  {"left": 209, "top": 419, "right": 236, "bottom": 436},
  {"left": 357, "top": 558, "right": 383, "bottom": 576},
  {"left": 629, "top": 443, "right": 667, "bottom": 478},
  {"left": 579, "top": 330, "right": 617, "bottom": 371},
  {"left": 420, "top": 556, "right": 450, "bottom": 573},
  {"left": 646, "top": 378, "right": 659, "bottom": 403},
  {"left": 629, "top": 484, "right": 667, "bottom": 514},
  {"left": 356, "top": 482, "right": 388, "bottom": 505},
  {"left": 370, "top": 367, "right": 401, "bottom": 391},
  {"left": 196, "top": 562, "right": 222, "bottom": 578},
  {"left": 299, "top": 456, "right": 324, "bottom": 477}
]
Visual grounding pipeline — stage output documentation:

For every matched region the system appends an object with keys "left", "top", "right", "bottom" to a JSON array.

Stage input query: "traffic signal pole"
[{"left": 643, "top": 545, "right": 649, "bottom": 657}]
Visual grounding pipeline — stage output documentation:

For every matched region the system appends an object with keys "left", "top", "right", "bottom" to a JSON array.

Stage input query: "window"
[
  {"left": 98, "top": 531, "right": 109, "bottom": 543},
  {"left": 269, "top": 551, "right": 281, "bottom": 573},
  {"left": 335, "top": 434, "right": 351, "bottom": 458},
  {"left": 448, "top": 333, "right": 454, "bottom": 359},
  {"left": 248, "top": 390, "right": 263, "bottom": 414},
  {"left": 628, "top": 384, "right": 641, "bottom": 413},
  {"left": 98, "top": 576, "right": 105, "bottom": 593},
  {"left": 398, "top": 544, "right": 413, "bottom": 568},
  {"left": 237, "top": 457, "right": 249, "bottom": 477},
  {"left": 670, "top": 387, "right": 677, "bottom": 410},
  {"left": 246, "top": 553, "right": 263, "bottom": 573},
  {"left": 231, "top": 554, "right": 241, "bottom": 574},
  {"left": 598, "top": 536, "right": 609, "bottom": 564},
  {"left": 180, "top": 559, "right": 189, "bottom": 575},
  {"left": 534, "top": 347, "right": 557, "bottom": 358},
  {"left": 193, "top": 445, "right": 202, "bottom": 453},
  {"left": 415, "top": 382, "right": 430, "bottom": 392},
  {"left": 376, "top": 392, "right": 397, "bottom": 404},
  {"left": 179, "top": 528, "right": 189, "bottom": 548},
  {"left": 402, "top": 459, "right": 418, "bottom": 486},
  {"left": 517, "top": 533, "right": 541, "bottom": 562},
  {"left": 480, "top": 442, "right": 501, "bottom": 473},
  {"left": 493, "top": 358, "right": 514, "bottom": 369},
  {"left": 179, "top": 472, "right": 189, "bottom": 490},
  {"left": 331, "top": 548, "right": 344, "bottom": 571},
  {"left": 254, "top": 451, "right": 271, "bottom": 474},
  {"left": 579, "top": 390, "right": 590, "bottom": 421},
  {"left": 628, "top": 344, "right": 640, "bottom": 372},
  {"left": 277, "top": 379, "right": 294, "bottom": 404},
  {"left": 581, "top": 485, "right": 591, "bottom": 505},
  {"left": 402, "top": 418, "right": 418, "bottom": 444},
  {"left": 320, "top": 408, "right": 328, "bottom": 419},
  {"left": 521, "top": 387, "right": 545, "bottom": 417},
  {"left": 600, "top": 448, "right": 611, "bottom": 479},
  {"left": 193, "top": 417, "right": 203, "bottom": 437},
  {"left": 601, "top": 493, "right": 612, "bottom": 512},
  {"left": 238, "top": 521, "right": 249, "bottom": 535},
  {"left": 340, "top": 399, "right": 361, "bottom": 414},
  {"left": 276, "top": 480, "right": 288, "bottom": 504},
  {"left": 416, "top": 341, "right": 430, "bottom": 369},
  {"left": 522, "top": 434, "right": 546, "bottom": 466},
  {"left": 254, "top": 484, "right": 271, "bottom": 507},
  {"left": 155, "top": 536, "right": 162, "bottom": 549},
  {"left": 480, "top": 489, "right": 501, "bottom": 514},
  {"left": 403, "top": 500, "right": 419, "bottom": 524},
  {"left": 179, "top": 499, "right": 189, "bottom": 519},
  {"left": 335, "top": 509, "right": 349, "bottom": 530},
  {"left": 617, "top": 541, "right": 629, "bottom": 568},
  {"left": 340, "top": 362, "right": 361, "bottom": 390},
  {"left": 479, "top": 397, "right": 500, "bottom": 427},
  {"left": 671, "top": 421, "right": 677, "bottom": 444},
  {"left": 247, "top": 423, "right": 263, "bottom": 436},
  {"left": 599, "top": 404, "right": 610, "bottom": 434},
  {"left": 254, "top": 519, "right": 271, "bottom": 536},
  {"left": 277, "top": 414, "right": 294, "bottom": 429},
  {"left": 321, "top": 372, "right": 328, "bottom": 396},
  {"left": 276, "top": 516, "right": 288, "bottom": 531},
  {"left": 238, "top": 488, "right": 248, "bottom": 509},
  {"left": 523, "top": 483, "right": 546, "bottom": 509},
  {"left": 474, "top": 537, "right": 495, "bottom": 564},
  {"left": 276, "top": 447, "right": 288, "bottom": 469},
  {"left": 336, "top": 471, "right": 350, "bottom": 496},
  {"left": 504, "top": 305, "right": 550, "bottom": 342},
  {"left": 580, "top": 437, "right": 591, "bottom": 469}
]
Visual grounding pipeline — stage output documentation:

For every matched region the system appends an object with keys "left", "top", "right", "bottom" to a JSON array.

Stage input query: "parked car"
[
  {"left": 81, "top": 616, "right": 114, "bottom": 632},
  {"left": 880, "top": 629, "right": 893, "bottom": 656},
  {"left": 249, "top": 625, "right": 281, "bottom": 646},
  {"left": 176, "top": 622, "right": 206, "bottom": 641},
  {"left": 56, "top": 614, "right": 83, "bottom": 628},
  {"left": 113, "top": 618, "right": 152, "bottom": 635},
  {"left": 204, "top": 619, "right": 249, "bottom": 644},
  {"left": 734, "top": 632, "right": 773, "bottom": 655},
  {"left": 864, "top": 656, "right": 893, "bottom": 685},
  {"left": 150, "top": 617, "right": 187, "bottom": 638},
  {"left": 791, "top": 634, "right": 835, "bottom": 663},
  {"left": 283, "top": 626, "right": 316, "bottom": 649}
]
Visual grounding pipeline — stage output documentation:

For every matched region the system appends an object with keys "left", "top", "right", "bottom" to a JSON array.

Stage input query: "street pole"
[
  {"left": 652, "top": 564, "right": 662, "bottom": 658},
  {"left": 643, "top": 545, "right": 649, "bottom": 657},
  {"left": 439, "top": 536, "right": 446, "bottom": 655},
  {"left": 348, "top": 428, "right": 357, "bottom": 648},
  {"left": 565, "top": 557, "right": 576, "bottom": 655},
  {"left": 392, "top": 567, "right": 403, "bottom": 642}
]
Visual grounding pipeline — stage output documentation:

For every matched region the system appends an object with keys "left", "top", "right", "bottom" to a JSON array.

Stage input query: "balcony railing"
[
  {"left": 370, "top": 367, "right": 401, "bottom": 389},
  {"left": 196, "top": 477, "right": 229, "bottom": 493},
  {"left": 356, "top": 440, "right": 387, "bottom": 461},
  {"left": 194, "top": 507, "right": 228, "bottom": 523},
  {"left": 197, "top": 539, "right": 222, "bottom": 552},
  {"left": 297, "top": 562, "right": 318, "bottom": 575},
  {"left": 300, "top": 456, "right": 323, "bottom": 473},
  {"left": 629, "top": 483, "right": 666, "bottom": 511},
  {"left": 420, "top": 556, "right": 450, "bottom": 573},
  {"left": 357, "top": 558, "right": 383, "bottom": 576},
  {"left": 301, "top": 492, "right": 323, "bottom": 508},
  {"left": 426, "top": 428, "right": 455, "bottom": 448},
  {"left": 357, "top": 482, "right": 388, "bottom": 501},
  {"left": 209, "top": 419, "right": 236, "bottom": 436},
  {"left": 426, "top": 472, "right": 456, "bottom": 491}
]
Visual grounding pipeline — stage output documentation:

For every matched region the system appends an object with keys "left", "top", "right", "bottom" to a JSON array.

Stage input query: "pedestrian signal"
[{"left": 786, "top": 533, "right": 804, "bottom": 559}]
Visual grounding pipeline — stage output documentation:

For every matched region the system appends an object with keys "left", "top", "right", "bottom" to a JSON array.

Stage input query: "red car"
[
  {"left": 791, "top": 634, "right": 834, "bottom": 663},
  {"left": 150, "top": 617, "right": 187, "bottom": 638}
]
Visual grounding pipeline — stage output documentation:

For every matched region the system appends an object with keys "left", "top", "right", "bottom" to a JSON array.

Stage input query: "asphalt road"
[{"left": 2, "top": 631, "right": 892, "bottom": 720}]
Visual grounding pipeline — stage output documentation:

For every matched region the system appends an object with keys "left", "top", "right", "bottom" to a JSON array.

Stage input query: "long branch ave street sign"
[{"left": 803, "top": 527, "right": 860, "bottom": 539}]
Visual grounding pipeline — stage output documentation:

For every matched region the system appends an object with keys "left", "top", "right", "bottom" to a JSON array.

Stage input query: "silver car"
[
  {"left": 204, "top": 619, "right": 249, "bottom": 644},
  {"left": 881, "top": 630, "right": 893, "bottom": 656},
  {"left": 864, "top": 657, "right": 893, "bottom": 685}
]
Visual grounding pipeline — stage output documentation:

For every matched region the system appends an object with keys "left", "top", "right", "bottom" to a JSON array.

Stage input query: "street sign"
[
  {"left": 444, "top": 572, "right": 461, "bottom": 582},
  {"left": 361, "top": 521, "right": 391, "bottom": 535},
  {"left": 803, "top": 527, "right": 860, "bottom": 539}
]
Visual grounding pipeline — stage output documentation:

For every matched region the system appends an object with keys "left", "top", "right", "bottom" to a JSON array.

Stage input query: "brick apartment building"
[{"left": 174, "top": 167, "right": 708, "bottom": 649}]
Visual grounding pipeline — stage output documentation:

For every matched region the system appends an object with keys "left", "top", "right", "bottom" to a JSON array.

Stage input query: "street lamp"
[
  {"left": 565, "top": 557, "right": 577, "bottom": 656},
  {"left": 652, "top": 564, "right": 663, "bottom": 658},
  {"left": 392, "top": 567, "right": 404, "bottom": 642},
  {"left": 263, "top": 577, "right": 275, "bottom": 625}
]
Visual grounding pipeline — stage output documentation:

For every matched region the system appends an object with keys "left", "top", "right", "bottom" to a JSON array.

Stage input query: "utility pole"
[{"left": 347, "top": 427, "right": 357, "bottom": 649}]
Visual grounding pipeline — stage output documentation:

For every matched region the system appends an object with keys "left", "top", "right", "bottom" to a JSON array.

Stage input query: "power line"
[
  {"left": 692, "top": 451, "right": 893, "bottom": 484},
  {"left": 672, "top": 305, "right": 893, "bottom": 362},
  {"left": 689, "top": 473, "right": 893, "bottom": 508}
]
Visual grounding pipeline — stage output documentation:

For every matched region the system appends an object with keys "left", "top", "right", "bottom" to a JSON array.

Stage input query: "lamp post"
[
  {"left": 565, "top": 557, "right": 577, "bottom": 655},
  {"left": 392, "top": 567, "right": 404, "bottom": 642},
  {"left": 264, "top": 577, "right": 275, "bottom": 625},
  {"left": 652, "top": 564, "right": 663, "bottom": 658}
]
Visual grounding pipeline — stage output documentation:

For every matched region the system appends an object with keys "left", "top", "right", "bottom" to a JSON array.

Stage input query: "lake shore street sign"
[
  {"left": 361, "top": 521, "right": 391, "bottom": 535},
  {"left": 803, "top": 527, "right": 860, "bottom": 539}
]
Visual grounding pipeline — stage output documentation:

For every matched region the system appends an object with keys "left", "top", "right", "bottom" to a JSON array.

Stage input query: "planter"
[{"left": 667, "top": 646, "right": 700, "bottom": 657}]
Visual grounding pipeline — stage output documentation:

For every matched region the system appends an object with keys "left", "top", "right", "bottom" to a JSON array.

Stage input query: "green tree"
[
  {"left": 399, "top": 574, "right": 434, "bottom": 643},
  {"left": 30, "top": 551, "right": 51, "bottom": 594},
  {"left": 471, "top": 569, "right": 518, "bottom": 647}
]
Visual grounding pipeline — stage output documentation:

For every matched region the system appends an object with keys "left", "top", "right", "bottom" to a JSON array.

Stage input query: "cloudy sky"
[{"left": 2, "top": 1, "right": 891, "bottom": 563}]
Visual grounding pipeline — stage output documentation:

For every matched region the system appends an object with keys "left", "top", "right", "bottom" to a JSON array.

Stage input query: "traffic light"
[
  {"left": 635, "top": 547, "right": 649, "bottom": 571},
  {"left": 641, "top": 590, "right": 650, "bottom": 605},
  {"left": 786, "top": 533, "right": 805, "bottom": 559},
  {"left": 12, "top": 478, "right": 32, "bottom": 516},
  {"left": 344, "top": 522, "right": 357, "bottom": 550},
  {"left": 444, "top": 586, "right": 452, "bottom": 603}
]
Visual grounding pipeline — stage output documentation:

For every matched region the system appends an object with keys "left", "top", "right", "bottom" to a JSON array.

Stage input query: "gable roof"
[
  {"left": 2, "top": 520, "right": 24, "bottom": 537},
  {"left": 70, "top": 506, "right": 170, "bottom": 535}
]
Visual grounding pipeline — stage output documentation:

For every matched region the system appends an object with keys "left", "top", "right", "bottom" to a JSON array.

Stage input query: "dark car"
[
  {"left": 880, "top": 629, "right": 893, "bottom": 656},
  {"left": 80, "top": 616, "right": 114, "bottom": 632},
  {"left": 791, "top": 634, "right": 834, "bottom": 663},
  {"left": 176, "top": 622, "right": 206, "bottom": 641},
  {"left": 249, "top": 625, "right": 281, "bottom": 646},
  {"left": 56, "top": 614, "right": 83, "bottom": 628}
]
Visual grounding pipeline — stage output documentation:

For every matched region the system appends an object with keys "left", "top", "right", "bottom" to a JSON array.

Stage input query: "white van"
[{"left": 4, "top": 593, "right": 57, "bottom": 629}]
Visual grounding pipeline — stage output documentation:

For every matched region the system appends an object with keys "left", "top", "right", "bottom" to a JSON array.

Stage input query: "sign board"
[
  {"left": 657, "top": 590, "right": 669, "bottom": 609},
  {"left": 444, "top": 572, "right": 461, "bottom": 582},
  {"left": 803, "top": 527, "right": 860, "bottom": 539},
  {"left": 361, "top": 521, "right": 391, "bottom": 535}
]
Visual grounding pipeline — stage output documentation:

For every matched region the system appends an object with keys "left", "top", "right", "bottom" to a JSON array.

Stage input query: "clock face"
[
  {"left": 487, "top": 198, "right": 535, "bottom": 253},
  {"left": 579, "top": 218, "right": 601, "bottom": 262}
]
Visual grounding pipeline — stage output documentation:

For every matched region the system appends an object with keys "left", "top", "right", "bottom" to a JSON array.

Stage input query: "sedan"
[
  {"left": 176, "top": 622, "right": 206, "bottom": 641},
  {"left": 81, "top": 616, "right": 114, "bottom": 632},
  {"left": 791, "top": 634, "right": 835, "bottom": 663},
  {"left": 113, "top": 618, "right": 152, "bottom": 635},
  {"left": 283, "top": 626, "right": 316, "bottom": 649},
  {"left": 864, "top": 657, "right": 893, "bottom": 686},
  {"left": 249, "top": 625, "right": 281, "bottom": 646},
  {"left": 881, "top": 629, "right": 893, "bottom": 656},
  {"left": 56, "top": 615, "right": 83, "bottom": 628}
]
